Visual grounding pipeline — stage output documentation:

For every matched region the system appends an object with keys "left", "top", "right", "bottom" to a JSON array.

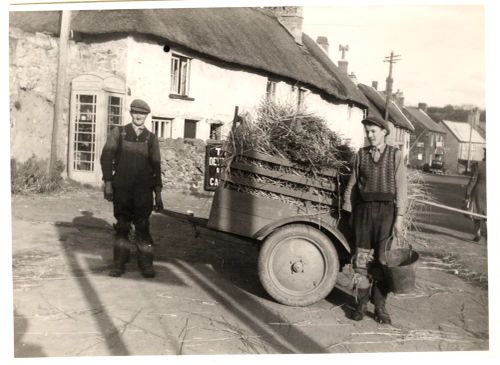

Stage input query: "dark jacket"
[{"left": 100, "top": 123, "right": 162, "bottom": 188}]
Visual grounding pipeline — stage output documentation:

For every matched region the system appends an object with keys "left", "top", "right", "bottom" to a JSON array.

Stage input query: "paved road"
[
  {"left": 10, "top": 182, "right": 489, "bottom": 356},
  {"left": 417, "top": 173, "right": 476, "bottom": 234}
]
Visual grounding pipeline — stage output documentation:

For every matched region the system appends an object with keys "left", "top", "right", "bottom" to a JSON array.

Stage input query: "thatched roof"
[
  {"left": 9, "top": 8, "right": 369, "bottom": 108},
  {"left": 358, "top": 84, "right": 414, "bottom": 132},
  {"left": 403, "top": 106, "right": 447, "bottom": 134}
]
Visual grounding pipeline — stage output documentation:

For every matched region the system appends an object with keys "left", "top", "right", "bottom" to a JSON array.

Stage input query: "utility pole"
[
  {"left": 466, "top": 108, "right": 478, "bottom": 174},
  {"left": 49, "top": 10, "right": 71, "bottom": 177},
  {"left": 383, "top": 51, "right": 401, "bottom": 121}
]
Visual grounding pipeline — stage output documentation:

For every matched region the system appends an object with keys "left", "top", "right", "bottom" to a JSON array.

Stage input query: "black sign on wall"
[{"left": 204, "top": 142, "right": 224, "bottom": 191}]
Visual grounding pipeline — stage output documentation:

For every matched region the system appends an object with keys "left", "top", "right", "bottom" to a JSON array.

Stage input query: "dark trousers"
[
  {"left": 113, "top": 184, "right": 154, "bottom": 242},
  {"left": 353, "top": 201, "right": 395, "bottom": 305}
]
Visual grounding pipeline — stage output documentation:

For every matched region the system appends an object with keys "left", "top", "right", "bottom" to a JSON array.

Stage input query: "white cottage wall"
[
  {"left": 301, "top": 91, "right": 365, "bottom": 150},
  {"left": 126, "top": 35, "right": 269, "bottom": 139}
]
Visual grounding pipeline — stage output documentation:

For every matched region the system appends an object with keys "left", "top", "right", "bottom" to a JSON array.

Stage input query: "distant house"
[
  {"left": 10, "top": 7, "right": 369, "bottom": 184},
  {"left": 358, "top": 83, "right": 414, "bottom": 163},
  {"left": 440, "top": 120, "right": 486, "bottom": 174},
  {"left": 403, "top": 104, "right": 447, "bottom": 169}
]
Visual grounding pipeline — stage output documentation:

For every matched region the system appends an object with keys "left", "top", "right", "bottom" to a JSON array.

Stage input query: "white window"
[
  {"left": 73, "top": 94, "right": 97, "bottom": 172},
  {"left": 298, "top": 88, "right": 307, "bottom": 111},
  {"left": 417, "top": 153, "right": 423, "bottom": 161},
  {"left": 266, "top": 79, "right": 277, "bottom": 100},
  {"left": 107, "top": 95, "right": 123, "bottom": 132},
  {"left": 152, "top": 117, "right": 173, "bottom": 139},
  {"left": 171, "top": 55, "right": 190, "bottom": 96}
]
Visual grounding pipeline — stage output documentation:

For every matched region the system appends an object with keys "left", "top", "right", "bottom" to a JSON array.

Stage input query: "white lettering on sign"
[
  {"left": 209, "top": 177, "right": 220, "bottom": 186},
  {"left": 209, "top": 157, "right": 224, "bottom": 165}
]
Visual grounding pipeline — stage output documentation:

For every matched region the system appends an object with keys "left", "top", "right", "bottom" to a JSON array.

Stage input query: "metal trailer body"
[{"left": 207, "top": 151, "right": 351, "bottom": 306}]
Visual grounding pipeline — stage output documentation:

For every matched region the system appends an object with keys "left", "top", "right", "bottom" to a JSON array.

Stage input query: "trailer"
[{"left": 206, "top": 150, "right": 352, "bottom": 307}]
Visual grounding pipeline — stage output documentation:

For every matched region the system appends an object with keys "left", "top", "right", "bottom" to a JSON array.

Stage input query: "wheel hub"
[{"left": 291, "top": 260, "right": 304, "bottom": 274}]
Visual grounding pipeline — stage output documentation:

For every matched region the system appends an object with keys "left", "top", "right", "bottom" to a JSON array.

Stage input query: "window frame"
[
  {"left": 152, "top": 117, "right": 173, "bottom": 139},
  {"left": 184, "top": 119, "right": 198, "bottom": 139},
  {"left": 266, "top": 79, "right": 277, "bottom": 101},
  {"left": 170, "top": 54, "right": 191, "bottom": 96}
]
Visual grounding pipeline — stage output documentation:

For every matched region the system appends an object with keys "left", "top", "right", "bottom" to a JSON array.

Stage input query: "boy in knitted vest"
[{"left": 342, "top": 115, "right": 407, "bottom": 324}]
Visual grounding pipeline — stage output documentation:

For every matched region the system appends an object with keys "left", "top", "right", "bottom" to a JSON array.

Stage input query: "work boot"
[
  {"left": 350, "top": 288, "right": 370, "bottom": 321},
  {"left": 138, "top": 252, "right": 156, "bottom": 278},
  {"left": 374, "top": 306, "right": 392, "bottom": 325},
  {"left": 136, "top": 237, "right": 156, "bottom": 278},
  {"left": 109, "top": 235, "right": 130, "bottom": 277},
  {"left": 109, "top": 246, "right": 130, "bottom": 277},
  {"left": 372, "top": 283, "right": 392, "bottom": 324}
]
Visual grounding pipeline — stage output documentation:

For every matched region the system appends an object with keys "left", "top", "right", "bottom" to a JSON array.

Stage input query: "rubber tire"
[{"left": 258, "top": 224, "right": 339, "bottom": 307}]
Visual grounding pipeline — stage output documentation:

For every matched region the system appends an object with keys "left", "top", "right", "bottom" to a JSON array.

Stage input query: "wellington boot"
[
  {"left": 374, "top": 306, "right": 392, "bottom": 324},
  {"left": 137, "top": 251, "right": 156, "bottom": 278},
  {"left": 350, "top": 288, "right": 370, "bottom": 321},
  {"left": 109, "top": 245, "right": 130, "bottom": 277}
]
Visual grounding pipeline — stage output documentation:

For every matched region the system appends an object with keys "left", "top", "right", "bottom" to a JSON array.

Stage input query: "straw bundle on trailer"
[{"left": 223, "top": 100, "right": 354, "bottom": 213}]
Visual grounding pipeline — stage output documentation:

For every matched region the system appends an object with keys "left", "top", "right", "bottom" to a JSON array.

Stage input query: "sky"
[{"left": 302, "top": 4, "right": 485, "bottom": 109}]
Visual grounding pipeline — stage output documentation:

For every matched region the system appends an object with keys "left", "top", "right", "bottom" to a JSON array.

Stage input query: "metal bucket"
[{"left": 383, "top": 246, "right": 419, "bottom": 294}]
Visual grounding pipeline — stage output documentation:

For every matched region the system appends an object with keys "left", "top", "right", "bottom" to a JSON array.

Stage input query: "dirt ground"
[{"left": 10, "top": 186, "right": 490, "bottom": 357}]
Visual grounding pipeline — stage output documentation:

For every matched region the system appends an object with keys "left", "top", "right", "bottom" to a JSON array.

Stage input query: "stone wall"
[
  {"left": 159, "top": 138, "right": 210, "bottom": 193},
  {"left": 9, "top": 27, "right": 128, "bottom": 165}
]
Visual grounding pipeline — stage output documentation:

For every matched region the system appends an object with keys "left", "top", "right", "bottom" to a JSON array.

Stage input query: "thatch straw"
[
  {"left": 403, "top": 169, "right": 434, "bottom": 238},
  {"left": 227, "top": 99, "right": 354, "bottom": 170},
  {"left": 222, "top": 100, "right": 353, "bottom": 211}
]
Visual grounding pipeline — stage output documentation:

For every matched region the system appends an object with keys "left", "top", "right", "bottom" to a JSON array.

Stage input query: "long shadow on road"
[
  {"left": 150, "top": 210, "right": 329, "bottom": 353},
  {"left": 51, "top": 209, "right": 330, "bottom": 354}
]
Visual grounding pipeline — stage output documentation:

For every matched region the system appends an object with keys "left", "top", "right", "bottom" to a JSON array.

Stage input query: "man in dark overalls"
[
  {"left": 342, "top": 115, "right": 407, "bottom": 324},
  {"left": 100, "top": 99, "right": 163, "bottom": 278}
]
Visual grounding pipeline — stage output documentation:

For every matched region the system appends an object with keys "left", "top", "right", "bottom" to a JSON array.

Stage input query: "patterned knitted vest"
[{"left": 358, "top": 145, "right": 397, "bottom": 202}]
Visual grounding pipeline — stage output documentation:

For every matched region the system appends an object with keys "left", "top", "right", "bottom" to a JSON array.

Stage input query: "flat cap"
[
  {"left": 130, "top": 99, "right": 151, "bottom": 114},
  {"left": 362, "top": 115, "right": 390, "bottom": 134}
]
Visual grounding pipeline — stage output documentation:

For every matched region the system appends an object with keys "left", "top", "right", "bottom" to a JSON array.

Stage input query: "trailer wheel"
[{"left": 258, "top": 224, "right": 339, "bottom": 307}]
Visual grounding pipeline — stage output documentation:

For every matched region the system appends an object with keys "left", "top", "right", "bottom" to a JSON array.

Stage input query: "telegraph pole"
[
  {"left": 466, "top": 108, "right": 478, "bottom": 174},
  {"left": 49, "top": 10, "right": 71, "bottom": 177},
  {"left": 383, "top": 51, "right": 401, "bottom": 121}
]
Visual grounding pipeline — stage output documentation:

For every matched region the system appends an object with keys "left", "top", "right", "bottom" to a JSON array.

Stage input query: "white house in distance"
[
  {"left": 440, "top": 119, "right": 486, "bottom": 174},
  {"left": 10, "top": 7, "right": 369, "bottom": 185}
]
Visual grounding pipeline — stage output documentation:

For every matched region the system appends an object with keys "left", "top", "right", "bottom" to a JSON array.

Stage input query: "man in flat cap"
[
  {"left": 100, "top": 99, "right": 164, "bottom": 278},
  {"left": 342, "top": 115, "right": 407, "bottom": 324}
]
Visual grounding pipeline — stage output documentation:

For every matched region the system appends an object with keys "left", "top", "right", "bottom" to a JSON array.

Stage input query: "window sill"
[{"left": 169, "top": 93, "right": 195, "bottom": 101}]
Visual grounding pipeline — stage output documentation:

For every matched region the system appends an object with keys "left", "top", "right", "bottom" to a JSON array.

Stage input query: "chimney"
[
  {"left": 394, "top": 89, "right": 405, "bottom": 108},
  {"left": 316, "top": 36, "right": 329, "bottom": 55},
  {"left": 348, "top": 72, "right": 358, "bottom": 84},
  {"left": 338, "top": 44, "right": 349, "bottom": 74},
  {"left": 270, "top": 7, "right": 303, "bottom": 45},
  {"left": 371, "top": 81, "right": 378, "bottom": 90},
  {"left": 338, "top": 60, "right": 348, "bottom": 74},
  {"left": 418, "top": 102, "right": 428, "bottom": 113}
]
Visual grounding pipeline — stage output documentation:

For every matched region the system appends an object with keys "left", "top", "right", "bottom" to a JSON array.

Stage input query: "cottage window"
[
  {"left": 107, "top": 95, "right": 123, "bottom": 132},
  {"left": 298, "top": 88, "right": 307, "bottom": 111},
  {"left": 73, "top": 94, "right": 97, "bottom": 172},
  {"left": 152, "top": 117, "right": 173, "bottom": 139},
  {"left": 210, "top": 123, "right": 223, "bottom": 140},
  {"left": 171, "top": 55, "right": 190, "bottom": 96},
  {"left": 266, "top": 79, "right": 277, "bottom": 100},
  {"left": 184, "top": 119, "right": 198, "bottom": 139}
]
